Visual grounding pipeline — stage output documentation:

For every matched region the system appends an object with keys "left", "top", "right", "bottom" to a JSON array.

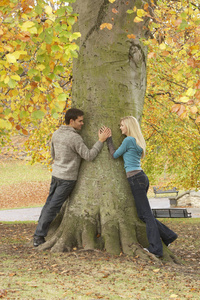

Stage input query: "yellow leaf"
[
  {"left": 45, "top": 6, "right": 53, "bottom": 15},
  {"left": 28, "top": 106, "right": 33, "bottom": 112},
  {"left": 36, "top": 64, "right": 46, "bottom": 71},
  {"left": 159, "top": 43, "right": 166, "bottom": 50},
  {"left": 4, "top": 76, "right": 10, "bottom": 84},
  {"left": 21, "top": 13, "right": 28, "bottom": 20},
  {"left": 6, "top": 54, "right": 17, "bottom": 63},
  {"left": 32, "top": 95, "right": 39, "bottom": 103},
  {"left": 29, "top": 27, "right": 37, "bottom": 34},
  {"left": 109, "top": 0, "right": 116, "bottom": 2},
  {"left": 153, "top": 269, "right": 160, "bottom": 273},
  {"left": 11, "top": 75, "right": 21, "bottom": 81},
  {"left": 100, "top": 23, "right": 113, "bottom": 30},
  {"left": 21, "top": 21, "right": 35, "bottom": 31},
  {"left": 0, "top": 119, "right": 12, "bottom": 129},
  {"left": 137, "top": 9, "right": 146, "bottom": 18},
  {"left": 38, "top": 27, "right": 43, "bottom": 35},
  {"left": 186, "top": 88, "right": 196, "bottom": 97},
  {"left": 134, "top": 16, "right": 143, "bottom": 23},
  {"left": 54, "top": 88, "right": 63, "bottom": 95},
  {"left": 58, "top": 101, "right": 66, "bottom": 109},
  {"left": 13, "top": 51, "right": 27, "bottom": 59},
  {"left": 169, "top": 294, "right": 178, "bottom": 298},
  {"left": 180, "top": 96, "right": 189, "bottom": 103}
]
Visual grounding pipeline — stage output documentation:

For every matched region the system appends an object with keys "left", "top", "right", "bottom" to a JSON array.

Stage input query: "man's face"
[{"left": 70, "top": 115, "right": 84, "bottom": 130}]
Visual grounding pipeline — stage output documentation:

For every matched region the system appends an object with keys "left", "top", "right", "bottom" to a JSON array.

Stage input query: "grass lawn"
[{"left": 0, "top": 160, "right": 51, "bottom": 186}]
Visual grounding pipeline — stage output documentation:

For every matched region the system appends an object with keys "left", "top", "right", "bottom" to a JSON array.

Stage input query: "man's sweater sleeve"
[
  {"left": 73, "top": 135, "right": 103, "bottom": 161},
  {"left": 50, "top": 139, "right": 55, "bottom": 160}
]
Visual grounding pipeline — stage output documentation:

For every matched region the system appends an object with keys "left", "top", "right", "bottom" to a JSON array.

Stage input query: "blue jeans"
[
  {"left": 34, "top": 176, "right": 76, "bottom": 237},
  {"left": 128, "top": 171, "right": 177, "bottom": 257}
]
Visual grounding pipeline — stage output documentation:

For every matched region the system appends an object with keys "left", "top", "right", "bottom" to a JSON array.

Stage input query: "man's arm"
[
  {"left": 73, "top": 135, "right": 103, "bottom": 161},
  {"left": 51, "top": 140, "right": 55, "bottom": 160}
]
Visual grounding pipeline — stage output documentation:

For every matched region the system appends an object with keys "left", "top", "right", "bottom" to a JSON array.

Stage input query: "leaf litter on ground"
[{"left": 0, "top": 220, "right": 200, "bottom": 299}]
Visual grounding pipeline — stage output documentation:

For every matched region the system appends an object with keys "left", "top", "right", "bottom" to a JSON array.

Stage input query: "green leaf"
[
  {"left": 127, "top": 9, "right": 134, "bottom": 14},
  {"left": 4, "top": 108, "right": 11, "bottom": 115},
  {"left": 70, "top": 50, "right": 78, "bottom": 58},
  {"left": 33, "top": 76, "right": 41, "bottom": 82},
  {"left": 67, "top": 16, "right": 76, "bottom": 26},
  {"left": 8, "top": 78, "right": 17, "bottom": 88},
  {"left": 25, "top": 93, "right": 32, "bottom": 100},
  {"left": 179, "top": 20, "right": 188, "bottom": 30},
  {"left": 31, "top": 110, "right": 45, "bottom": 119},
  {"left": 66, "top": 6, "right": 73, "bottom": 13},
  {"left": 58, "top": 93, "right": 67, "bottom": 101},
  {"left": 28, "top": 69, "right": 39, "bottom": 76},
  {"left": 20, "top": 111, "right": 29, "bottom": 118},
  {"left": 43, "top": 66, "right": 51, "bottom": 76},
  {"left": 35, "top": 5, "right": 43, "bottom": 15},
  {"left": 56, "top": 7, "right": 66, "bottom": 17},
  {"left": 47, "top": 95, "right": 52, "bottom": 102},
  {"left": 52, "top": 45, "right": 61, "bottom": 52},
  {"left": 54, "top": 65, "right": 65, "bottom": 73},
  {"left": 37, "top": 54, "right": 45, "bottom": 63},
  {"left": 52, "top": 112, "right": 59, "bottom": 119}
]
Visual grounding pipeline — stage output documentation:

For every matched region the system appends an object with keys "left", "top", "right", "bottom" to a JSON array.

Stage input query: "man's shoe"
[{"left": 33, "top": 236, "right": 45, "bottom": 247}]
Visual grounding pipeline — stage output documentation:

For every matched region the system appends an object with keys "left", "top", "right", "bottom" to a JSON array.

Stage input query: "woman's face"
[{"left": 120, "top": 121, "right": 128, "bottom": 136}]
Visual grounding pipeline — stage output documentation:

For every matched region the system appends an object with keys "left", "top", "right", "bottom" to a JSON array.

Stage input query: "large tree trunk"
[{"left": 39, "top": 0, "right": 175, "bottom": 261}]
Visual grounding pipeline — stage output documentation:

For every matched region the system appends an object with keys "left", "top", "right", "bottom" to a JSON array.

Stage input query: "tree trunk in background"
[{"left": 40, "top": 0, "right": 160, "bottom": 258}]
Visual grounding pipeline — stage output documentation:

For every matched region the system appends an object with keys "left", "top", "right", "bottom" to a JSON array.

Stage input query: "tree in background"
[
  {"left": 0, "top": 0, "right": 77, "bottom": 162},
  {"left": 141, "top": 0, "right": 200, "bottom": 190}
]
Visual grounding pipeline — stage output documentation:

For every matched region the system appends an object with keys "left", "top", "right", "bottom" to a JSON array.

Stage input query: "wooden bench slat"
[
  {"left": 153, "top": 186, "right": 179, "bottom": 197},
  {"left": 152, "top": 208, "right": 191, "bottom": 218}
]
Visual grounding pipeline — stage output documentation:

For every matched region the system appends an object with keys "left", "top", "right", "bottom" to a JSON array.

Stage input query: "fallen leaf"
[{"left": 153, "top": 269, "right": 160, "bottom": 273}]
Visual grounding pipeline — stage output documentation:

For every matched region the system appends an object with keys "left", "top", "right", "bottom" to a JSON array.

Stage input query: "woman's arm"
[{"left": 106, "top": 129, "right": 127, "bottom": 159}]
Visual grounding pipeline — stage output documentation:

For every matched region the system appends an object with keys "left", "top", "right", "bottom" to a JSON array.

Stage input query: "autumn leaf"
[
  {"left": 127, "top": 34, "right": 136, "bottom": 39},
  {"left": 153, "top": 269, "right": 160, "bottom": 273},
  {"left": 100, "top": 23, "right": 113, "bottom": 30},
  {"left": 195, "top": 116, "right": 200, "bottom": 123},
  {"left": 134, "top": 16, "right": 143, "bottom": 23},
  {"left": 112, "top": 8, "right": 118, "bottom": 14}
]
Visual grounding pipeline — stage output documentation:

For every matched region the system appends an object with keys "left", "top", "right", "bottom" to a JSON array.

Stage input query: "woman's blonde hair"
[{"left": 121, "top": 116, "right": 146, "bottom": 158}]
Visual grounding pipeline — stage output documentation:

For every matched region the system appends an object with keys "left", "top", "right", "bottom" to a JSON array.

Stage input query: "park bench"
[
  {"left": 152, "top": 208, "right": 192, "bottom": 218},
  {"left": 153, "top": 186, "right": 179, "bottom": 197}
]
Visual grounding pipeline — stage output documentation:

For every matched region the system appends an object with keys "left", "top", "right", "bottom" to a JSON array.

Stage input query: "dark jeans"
[
  {"left": 34, "top": 176, "right": 76, "bottom": 237},
  {"left": 128, "top": 171, "right": 177, "bottom": 257}
]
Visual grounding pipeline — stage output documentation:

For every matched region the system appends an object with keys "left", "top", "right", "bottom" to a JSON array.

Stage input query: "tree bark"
[{"left": 39, "top": 0, "right": 176, "bottom": 261}]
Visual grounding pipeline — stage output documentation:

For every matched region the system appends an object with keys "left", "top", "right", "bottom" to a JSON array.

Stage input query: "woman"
[{"left": 106, "top": 116, "right": 177, "bottom": 257}]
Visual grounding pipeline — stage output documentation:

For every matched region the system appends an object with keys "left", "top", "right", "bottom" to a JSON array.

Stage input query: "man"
[{"left": 33, "top": 108, "right": 109, "bottom": 247}]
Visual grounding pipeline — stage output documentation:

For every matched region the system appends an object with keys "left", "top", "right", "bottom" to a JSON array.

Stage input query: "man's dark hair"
[{"left": 65, "top": 108, "right": 84, "bottom": 125}]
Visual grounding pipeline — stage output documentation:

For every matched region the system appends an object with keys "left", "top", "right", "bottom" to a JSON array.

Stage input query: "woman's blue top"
[{"left": 113, "top": 136, "right": 143, "bottom": 172}]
